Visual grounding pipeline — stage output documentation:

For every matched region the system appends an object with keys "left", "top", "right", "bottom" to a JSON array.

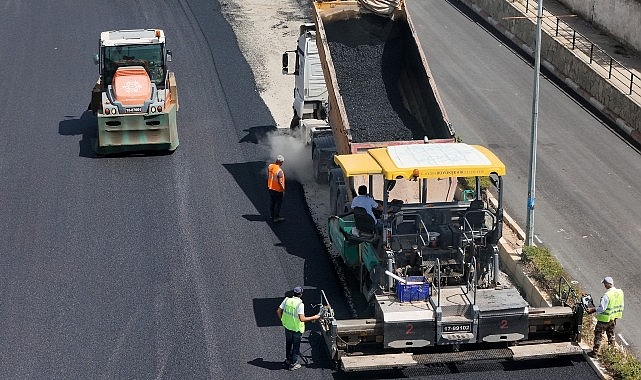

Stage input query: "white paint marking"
[{"left": 618, "top": 333, "right": 629, "bottom": 346}]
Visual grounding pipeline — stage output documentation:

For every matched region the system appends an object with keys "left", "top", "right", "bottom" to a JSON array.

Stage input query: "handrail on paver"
[{"left": 509, "top": 0, "right": 640, "bottom": 98}]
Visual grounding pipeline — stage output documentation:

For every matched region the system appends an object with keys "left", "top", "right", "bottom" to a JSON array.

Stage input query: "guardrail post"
[
  {"left": 589, "top": 44, "right": 594, "bottom": 64},
  {"left": 572, "top": 31, "right": 576, "bottom": 49},
  {"left": 526, "top": 0, "right": 529, "bottom": 13},
  {"left": 609, "top": 58, "right": 613, "bottom": 79},
  {"left": 631, "top": 73, "right": 635, "bottom": 95},
  {"left": 555, "top": 18, "right": 559, "bottom": 36}
]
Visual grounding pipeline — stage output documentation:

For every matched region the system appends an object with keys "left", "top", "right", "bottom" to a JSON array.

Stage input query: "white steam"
[{"left": 263, "top": 131, "right": 313, "bottom": 184}]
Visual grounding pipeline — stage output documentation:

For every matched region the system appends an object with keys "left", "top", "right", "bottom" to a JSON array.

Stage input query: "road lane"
[
  {"left": 0, "top": 1, "right": 340, "bottom": 378},
  {"left": 408, "top": 0, "right": 641, "bottom": 355}
]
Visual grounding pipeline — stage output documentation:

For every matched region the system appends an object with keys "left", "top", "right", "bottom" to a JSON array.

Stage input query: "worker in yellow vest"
[
  {"left": 267, "top": 155, "right": 286, "bottom": 223},
  {"left": 276, "top": 286, "right": 321, "bottom": 370},
  {"left": 587, "top": 276, "right": 624, "bottom": 357}
]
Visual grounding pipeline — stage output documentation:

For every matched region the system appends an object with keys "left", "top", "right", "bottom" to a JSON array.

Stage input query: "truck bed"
[{"left": 324, "top": 12, "right": 452, "bottom": 143}]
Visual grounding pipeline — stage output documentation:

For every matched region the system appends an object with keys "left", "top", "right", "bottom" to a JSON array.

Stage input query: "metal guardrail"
[{"left": 510, "top": 0, "right": 640, "bottom": 98}]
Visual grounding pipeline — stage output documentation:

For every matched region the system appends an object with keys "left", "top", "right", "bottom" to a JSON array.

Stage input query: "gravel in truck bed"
[{"left": 326, "top": 15, "right": 425, "bottom": 143}]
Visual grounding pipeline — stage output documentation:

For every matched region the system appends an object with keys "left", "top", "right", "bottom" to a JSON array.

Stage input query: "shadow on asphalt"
[
  {"left": 252, "top": 296, "right": 286, "bottom": 328},
  {"left": 247, "top": 331, "right": 333, "bottom": 371},
  {"left": 238, "top": 125, "right": 279, "bottom": 144},
  {"left": 58, "top": 111, "right": 98, "bottom": 158},
  {"left": 246, "top": 357, "right": 285, "bottom": 371}
]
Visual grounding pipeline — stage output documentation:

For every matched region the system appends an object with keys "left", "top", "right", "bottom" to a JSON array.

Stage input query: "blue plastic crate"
[{"left": 396, "top": 276, "right": 430, "bottom": 302}]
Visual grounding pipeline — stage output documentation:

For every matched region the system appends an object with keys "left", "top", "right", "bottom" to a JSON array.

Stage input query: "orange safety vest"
[{"left": 267, "top": 163, "right": 285, "bottom": 192}]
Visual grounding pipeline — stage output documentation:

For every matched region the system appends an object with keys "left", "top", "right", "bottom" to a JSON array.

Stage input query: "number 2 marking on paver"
[
  {"left": 500, "top": 319, "right": 509, "bottom": 329},
  {"left": 406, "top": 323, "right": 414, "bottom": 335}
]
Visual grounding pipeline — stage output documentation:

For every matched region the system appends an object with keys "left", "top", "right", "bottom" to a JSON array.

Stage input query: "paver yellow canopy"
[
  {"left": 335, "top": 143, "right": 506, "bottom": 180},
  {"left": 89, "top": 29, "right": 179, "bottom": 154}
]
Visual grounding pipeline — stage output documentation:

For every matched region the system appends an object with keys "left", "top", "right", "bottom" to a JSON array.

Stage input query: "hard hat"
[
  {"left": 293, "top": 286, "right": 303, "bottom": 295},
  {"left": 276, "top": 155, "right": 285, "bottom": 163},
  {"left": 602, "top": 276, "right": 614, "bottom": 285}
]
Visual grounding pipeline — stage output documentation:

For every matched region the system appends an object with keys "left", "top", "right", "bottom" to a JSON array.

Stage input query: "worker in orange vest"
[{"left": 267, "top": 155, "right": 286, "bottom": 222}]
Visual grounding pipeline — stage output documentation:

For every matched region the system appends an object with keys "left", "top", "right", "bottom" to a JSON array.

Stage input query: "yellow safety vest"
[
  {"left": 281, "top": 297, "right": 305, "bottom": 333},
  {"left": 597, "top": 288, "right": 624, "bottom": 322}
]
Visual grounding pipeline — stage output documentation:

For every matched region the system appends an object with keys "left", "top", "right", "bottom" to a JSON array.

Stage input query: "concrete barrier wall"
[
  {"left": 558, "top": 0, "right": 641, "bottom": 53},
  {"left": 470, "top": 0, "right": 641, "bottom": 137},
  {"left": 498, "top": 238, "right": 551, "bottom": 308}
]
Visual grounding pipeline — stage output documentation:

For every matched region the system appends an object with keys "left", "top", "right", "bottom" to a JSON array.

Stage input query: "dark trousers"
[
  {"left": 593, "top": 319, "right": 617, "bottom": 350},
  {"left": 284, "top": 328, "right": 302, "bottom": 364},
  {"left": 269, "top": 190, "right": 283, "bottom": 219}
]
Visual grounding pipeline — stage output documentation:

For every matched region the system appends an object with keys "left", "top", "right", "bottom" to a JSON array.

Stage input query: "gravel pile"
[{"left": 326, "top": 15, "right": 425, "bottom": 143}]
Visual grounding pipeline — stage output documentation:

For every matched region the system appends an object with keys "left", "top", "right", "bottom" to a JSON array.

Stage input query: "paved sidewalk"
[{"left": 508, "top": 0, "right": 641, "bottom": 105}]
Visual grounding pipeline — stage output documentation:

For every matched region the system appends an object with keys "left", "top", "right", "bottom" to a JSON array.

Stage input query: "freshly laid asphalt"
[{"left": 0, "top": 0, "right": 603, "bottom": 378}]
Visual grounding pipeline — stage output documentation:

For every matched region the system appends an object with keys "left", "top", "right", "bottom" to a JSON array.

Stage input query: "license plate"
[{"left": 443, "top": 324, "right": 471, "bottom": 333}]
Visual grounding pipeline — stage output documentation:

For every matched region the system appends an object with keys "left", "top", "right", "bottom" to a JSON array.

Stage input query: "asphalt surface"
[
  {"left": 0, "top": 1, "right": 341, "bottom": 378},
  {"left": 0, "top": 0, "right": 600, "bottom": 378},
  {"left": 408, "top": 0, "right": 641, "bottom": 356}
]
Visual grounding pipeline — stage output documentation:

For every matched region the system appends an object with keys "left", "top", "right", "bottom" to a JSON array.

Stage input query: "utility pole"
[{"left": 526, "top": 0, "right": 544, "bottom": 246}]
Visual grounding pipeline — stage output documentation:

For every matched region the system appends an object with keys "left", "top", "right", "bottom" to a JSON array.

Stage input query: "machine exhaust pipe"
[{"left": 493, "top": 248, "right": 500, "bottom": 285}]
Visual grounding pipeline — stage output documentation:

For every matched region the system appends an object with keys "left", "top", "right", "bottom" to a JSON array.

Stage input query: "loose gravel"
[{"left": 326, "top": 14, "right": 427, "bottom": 143}]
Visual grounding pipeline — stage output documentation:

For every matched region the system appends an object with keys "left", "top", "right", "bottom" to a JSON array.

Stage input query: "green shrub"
[
  {"left": 458, "top": 176, "right": 493, "bottom": 192},
  {"left": 522, "top": 245, "right": 565, "bottom": 291},
  {"left": 601, "top": 346, "right": 641, "bottom": 379},
  {"left": 522, "top": 244, "right": 641, "bottom": 378}
]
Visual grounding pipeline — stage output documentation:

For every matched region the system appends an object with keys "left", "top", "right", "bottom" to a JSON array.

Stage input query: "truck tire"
[
  {"left": 312, "top": 135, "right": 335, "bottom": 184},
  {"left": 290, "top": 110, "right": 300, "bottom": 130},
  {"left": 335, "top": 185, "right": 349, "bottom": 215},
  {"left": 312, "top": 147, "right": 327, "bottom": 184}
]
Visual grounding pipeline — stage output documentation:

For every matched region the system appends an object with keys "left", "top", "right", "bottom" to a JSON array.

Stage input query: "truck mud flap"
[
  {"left": 312, "top": 135, "right": 336, "bottom": 184},
  {"left": 329, "top": 168, "right": 346, "bottom": 215}
]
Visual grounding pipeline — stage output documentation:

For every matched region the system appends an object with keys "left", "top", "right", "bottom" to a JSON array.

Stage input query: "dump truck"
[
  {"left": 282, "top": 0, "right": 455, "bottom": 190},
  {"left": 89, "top": 29, "right": 179, "bottom": 154},
  {"left": 317, "top": 142, "right": 584, "bottom": 371}
]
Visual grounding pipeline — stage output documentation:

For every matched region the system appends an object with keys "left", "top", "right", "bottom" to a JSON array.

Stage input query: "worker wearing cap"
[
  {"left": 587, "top": 276, "right": 624, "bottom": 357},
  {"left": 276, "top": 286, "right": 321, "bottom": 370},
  {"left": 267, "top": 155, "right": 286, "bottom": 223}
]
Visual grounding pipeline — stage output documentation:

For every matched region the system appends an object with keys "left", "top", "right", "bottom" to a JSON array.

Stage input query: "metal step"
[
  {"left": 341, "top": 353, "right": 416, "bottom": 372},
  {"left": 510, "top": 342, "right": 583, "bottom": 360}
]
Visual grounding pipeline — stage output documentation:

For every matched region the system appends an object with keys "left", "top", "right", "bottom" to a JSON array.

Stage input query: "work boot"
[{"left": 289, "top": 363, "right": 301, "bottom": 371}]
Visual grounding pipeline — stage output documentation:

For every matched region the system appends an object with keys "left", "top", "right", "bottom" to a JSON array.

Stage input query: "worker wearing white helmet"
[
  {"left": 587, "top": 276, "right": 624, "bottom": 357},
  {"left": 267, "top": 155, "right": 286, "bottom": 222}
]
